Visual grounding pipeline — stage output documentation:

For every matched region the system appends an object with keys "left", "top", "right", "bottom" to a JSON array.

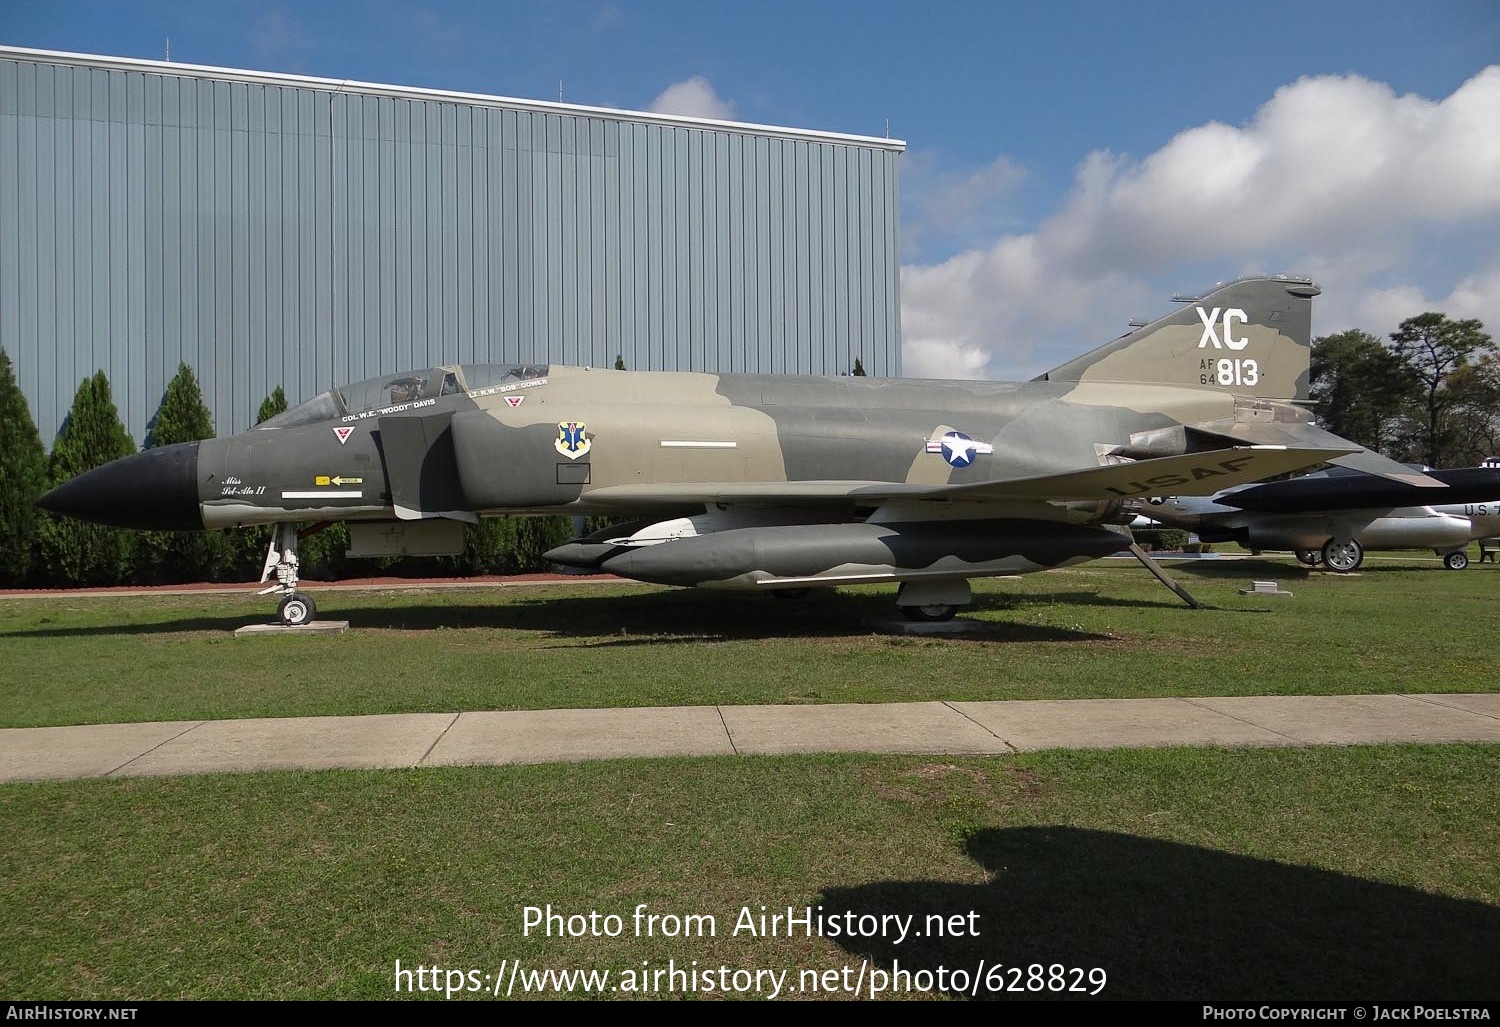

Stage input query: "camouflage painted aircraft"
[
  {"left": 1134, "top": 464, "right": 1500, "bottom": 571},
  {"left": 39, "top": 274, "right": 1435, "bottom": 625}
]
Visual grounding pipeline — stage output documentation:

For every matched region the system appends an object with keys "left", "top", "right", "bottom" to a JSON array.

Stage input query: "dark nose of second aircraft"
[{"left": 36, "top": 441, "right": 203, "bottom": 531}]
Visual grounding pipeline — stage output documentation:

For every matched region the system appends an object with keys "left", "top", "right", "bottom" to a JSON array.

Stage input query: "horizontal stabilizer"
[
  {"left": 1194, "top": 420, "right": 1443, "bottom": 487},
  {"left": 1325, "top": 450, "right": 1444, "bottom": 486}
]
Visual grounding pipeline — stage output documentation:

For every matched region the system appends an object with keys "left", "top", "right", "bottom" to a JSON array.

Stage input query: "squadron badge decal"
[
  {"left": 555, "top": 421, "right": 592, "bottom": 460},
  {"left": 925, "top": 431, "right": 993, "bottom": 469}
]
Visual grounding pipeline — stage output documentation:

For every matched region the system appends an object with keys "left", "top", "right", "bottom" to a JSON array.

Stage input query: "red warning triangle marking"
[
  {"left": 333, "top": 426, "right": 354, "bottom": 444},
  {"left": 504, "top": 395, "right": 525, "bottom": 408}
]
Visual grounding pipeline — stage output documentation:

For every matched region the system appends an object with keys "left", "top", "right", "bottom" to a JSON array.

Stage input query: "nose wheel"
[
  {"left": 258, "top": 523, "right": 318, "bottom": 626},
  {"left": 276, "top": 592, "right": 318, "bottom": 627}
]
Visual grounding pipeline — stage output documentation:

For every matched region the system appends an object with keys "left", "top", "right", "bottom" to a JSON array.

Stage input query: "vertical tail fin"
[{"left": 1036, "top": 275, "right": 1320, "bottom": 401}]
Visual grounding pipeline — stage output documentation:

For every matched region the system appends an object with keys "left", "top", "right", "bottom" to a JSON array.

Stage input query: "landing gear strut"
[{"left": 259, "top": 523, "right": 317, "bottom": 626}]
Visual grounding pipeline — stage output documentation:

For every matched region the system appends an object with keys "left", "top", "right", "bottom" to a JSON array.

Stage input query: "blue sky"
[{"left": 5, "top": 0, "right": 1499, "bottom": 377}]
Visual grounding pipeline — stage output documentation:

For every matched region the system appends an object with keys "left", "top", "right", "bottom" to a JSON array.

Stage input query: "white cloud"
[
  {"left": 901, "top": 337, "right": 992, "bottom": 381},
  {"left": 902, "top": 67, "right": 1500, "bottom": 379},
  {"left": 1351, "top": 261, "right": 1500, "bottom": 344},
  {"left": 649, "top": 76, "right": 735, "bottom": 121},
  {"left": 902, "top": 151, "right": 1026, "bottom": 259}
]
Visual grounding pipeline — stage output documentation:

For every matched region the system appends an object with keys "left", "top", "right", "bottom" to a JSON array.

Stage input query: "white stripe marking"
[
  {"left": 281, "top": 490, "right": 363, "bottom": 499},
  {"left": 658, "top": 440, "right": 738, "bottom": 448}
]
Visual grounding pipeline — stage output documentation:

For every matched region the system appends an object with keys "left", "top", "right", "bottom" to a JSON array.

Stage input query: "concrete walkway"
[{"left": 2, "top": 693, "right": 1497, "bottom": 784}]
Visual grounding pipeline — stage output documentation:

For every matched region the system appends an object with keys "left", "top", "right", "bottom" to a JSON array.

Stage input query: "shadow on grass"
[
  {"left": 0, "top": 614, "right": 269, "bottom": 637},
  {"left": 820, "top": 825, "right": 1499, "bottom": 1000},
  {"left": 0, "top": 589, "right": 1116, "bottom": 644},
  {"left": 1166, "top": 558, "right": 1439, "bottom": 580},
  {"left": 978, "top": 590, "right": 1188, "bottom": 612}
]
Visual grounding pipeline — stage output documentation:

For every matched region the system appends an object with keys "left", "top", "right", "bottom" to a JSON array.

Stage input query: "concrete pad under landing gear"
[
  {"left": 871, "top": 618, "right": 988, "bottom": 635},
  {"left": 234, "top": 620, "right": 350, "bottom": 637}
]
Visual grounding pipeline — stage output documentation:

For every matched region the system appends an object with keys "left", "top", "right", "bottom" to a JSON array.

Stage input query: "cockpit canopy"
[{"left": 255, "top": 363, "right": 549, "bottom": 430}]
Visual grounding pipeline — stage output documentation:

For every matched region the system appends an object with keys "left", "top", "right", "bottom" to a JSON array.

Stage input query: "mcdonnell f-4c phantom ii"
[{"left": 40, "top": 275, "right": 1439, "bottom": 626}]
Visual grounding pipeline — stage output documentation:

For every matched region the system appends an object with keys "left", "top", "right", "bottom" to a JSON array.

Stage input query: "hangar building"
[{"left": 0, "top": 46, "right": 905, "bottom": 441}]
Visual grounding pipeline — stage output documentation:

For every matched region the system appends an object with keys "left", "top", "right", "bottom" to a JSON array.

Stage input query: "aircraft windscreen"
[
  {"left": 338, "top": 372, "right": 438, "bottom": 414},
  {"left": 256, "top": 391, "right": 344, "bottom": 430},
  {"left": 460, "top": 364, "right": 549, "bottom": 391}
]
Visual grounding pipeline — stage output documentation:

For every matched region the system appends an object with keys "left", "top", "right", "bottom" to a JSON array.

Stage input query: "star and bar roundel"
[{"left": 925, "top": 430, "right": 994, "bottom": 469}]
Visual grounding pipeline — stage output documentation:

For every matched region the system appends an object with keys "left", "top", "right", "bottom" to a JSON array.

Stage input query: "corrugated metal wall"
[{"left": 0, "top": 52, "right": 903, "bottom": 442}]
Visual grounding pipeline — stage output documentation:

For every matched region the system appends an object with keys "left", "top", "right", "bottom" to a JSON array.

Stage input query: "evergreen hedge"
[
  {"left": 35, "top": 371, "right": 138, "bottom": 585},
  {"left": 0, "top": 350, "right": 48, "bottom": 585},
  {"left": 138, "top": 363, "right": 235, "bottom": 583},
  {"left": 1131, "top": 528, "right": 1192, "bottom": 552}
]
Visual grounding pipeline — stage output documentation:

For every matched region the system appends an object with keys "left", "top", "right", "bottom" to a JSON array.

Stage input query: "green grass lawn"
[
  {"left": 1, "top": 554, "right": 1497, "bottom": 727},
  {"left": 0, "top": 744, "right": 1493, "bottom": 1000}
]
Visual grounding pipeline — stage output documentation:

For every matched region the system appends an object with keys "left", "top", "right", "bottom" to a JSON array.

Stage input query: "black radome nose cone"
[{"left": 37, "top": 441, "right": 203, "bottom": 531}]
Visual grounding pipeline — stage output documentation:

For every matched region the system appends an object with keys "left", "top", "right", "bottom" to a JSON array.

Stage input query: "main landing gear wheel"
[
  {"left": 1294, "top": 549, "right": 1323, "bottom": 567},
  {"left": 1444, "top": 550, "right": 1470, "bottom": 571},
  {"left": 1320, "top": 539, "right": 1364, "bottom": 573},
  {"left": 901, "top": 603, "right": 958, "bottom": 622},
  {"left": 277, "top": 592, "right": 317, "bottom": 627}
]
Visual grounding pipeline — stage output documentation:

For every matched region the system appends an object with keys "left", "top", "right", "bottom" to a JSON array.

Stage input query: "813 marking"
[{"left": 1201, "top": 358, "right": 1259, "bottom": 387}]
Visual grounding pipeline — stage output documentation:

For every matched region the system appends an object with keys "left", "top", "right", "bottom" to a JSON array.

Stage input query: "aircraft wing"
[
  {"left": 581, "top": 446, "right": 1355, "bottom": 507},
  {"left": 925, "top": 445, "right": 1356, "bottom": 502}
]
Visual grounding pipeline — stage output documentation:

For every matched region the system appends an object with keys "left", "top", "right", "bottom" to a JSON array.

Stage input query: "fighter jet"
[
  {"left": 39, "top": 275, "right": 1430, "bottom": 625},
  {"left": 1134, "top": 464, "right": 1500, "bottom": 571}
]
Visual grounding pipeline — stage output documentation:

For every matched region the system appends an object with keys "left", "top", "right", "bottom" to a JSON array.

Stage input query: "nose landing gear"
[{"left": 259, "top": 523, "right": 318, "bottom": 626}]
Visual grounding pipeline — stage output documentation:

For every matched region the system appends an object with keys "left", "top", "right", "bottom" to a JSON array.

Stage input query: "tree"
[
  {"left": 0, "top": 350, "right": 49, "bottom": 584},
  {"left": 1390, "top": 313, "right": 1493, "bottom": 468},
  {"left": 225, "top": 385, "right": 293, "bottom": 580},
  {"left": 613, "top": 355, "right": 626, "bottom": 371},
  {"left": 440, "top": 516, "right": 575, "bottom": 575},
  {"left": 1307, "top": 330, "right": 1419, "bottom": 454},
  {"left": 147, "top": 362, "right": 214, "bottom": 447},
  {"left": 851, "top": 356, "right": 867, "bottom": 377},
  {"left": 36, "top": 371, "right": 137, "bottom": 585},
  {"left": 256, "top": 386, "right": 288, "bottom": 425},
  {"left": 1442, "top": 355, "right": 1500, "bottom": 467},
  {"left": 140, "top": 364, "right": 229, "bottom": 583}
]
